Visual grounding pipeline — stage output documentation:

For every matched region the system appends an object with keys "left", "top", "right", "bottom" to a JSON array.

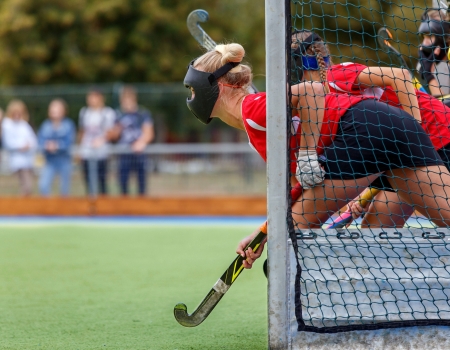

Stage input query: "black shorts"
[
  {"left": 369, "top": 175, "right": 394, "bottom": 192},
  {"left": 321, "top": 99, "right": 444, "bottom": 180},
  {"left": 368, "top": 140, "right": 450, "bottom": 192}
]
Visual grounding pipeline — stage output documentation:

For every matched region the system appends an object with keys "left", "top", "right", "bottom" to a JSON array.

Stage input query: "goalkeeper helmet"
[
  {"left": 418, "top": 9, "right": 450, "bottom": 60},
  {"left": 184, "top": 60, "right": 240, "bottom": 125}
]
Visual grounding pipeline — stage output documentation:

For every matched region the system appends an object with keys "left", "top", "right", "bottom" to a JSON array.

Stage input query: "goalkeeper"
[
  {"left": 183, "top": 42, "right": 450, "bottom": 269},
  {"left": 417, "top": 7, "right": 450, "bottom": 98}
]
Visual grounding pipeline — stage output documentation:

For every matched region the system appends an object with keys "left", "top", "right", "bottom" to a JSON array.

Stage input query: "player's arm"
[
  {"left": 292, "top": 82, "right": 326, "bottom": 189},
  {"left": 356, "top": 67, "right": 421, "bottom": 123},
  {"left": 293, "top": 82, "right": 325, "bottom": 150}
]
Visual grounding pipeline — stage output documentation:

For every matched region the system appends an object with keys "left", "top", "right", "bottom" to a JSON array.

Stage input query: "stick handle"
[
  {"left": 220, "top": 230, "right": 266, "bottom": 285},
  {"left": 358, "top": 187, "right": 381, "bottom": 208}
]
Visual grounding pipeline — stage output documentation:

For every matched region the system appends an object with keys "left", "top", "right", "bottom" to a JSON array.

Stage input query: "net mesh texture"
[{"left": 288, "top": 0, "right": 450, "bottom": 333}]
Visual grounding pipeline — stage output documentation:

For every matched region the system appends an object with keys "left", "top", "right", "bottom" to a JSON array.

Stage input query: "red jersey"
[
  {"left": 327, "top": 62, "right": 450, "bottom": 150},
  {"left": 241, "top": 92, "right": 301, "bottom": 174},
  {"left": 242, "top": 92, "right": 370, "bottom": 167},
  {"left": 318, "top": 93, "right": 371, "bottom": 153}
]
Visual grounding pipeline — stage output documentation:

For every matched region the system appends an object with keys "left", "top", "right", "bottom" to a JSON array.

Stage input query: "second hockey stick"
[
  {"left": 377, "top": 27, "right": 429, "bottom": 94},
  {"left": 186, "top": 9, "right": 258, "bottom": 93}
]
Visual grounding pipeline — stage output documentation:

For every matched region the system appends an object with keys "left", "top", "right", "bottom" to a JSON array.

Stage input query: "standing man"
[
  {"left": 109, "top": 86, "right": 154, "bottom": 196},
  {"left": 78, "top": 88, "right": 116, "bottom": 195}
]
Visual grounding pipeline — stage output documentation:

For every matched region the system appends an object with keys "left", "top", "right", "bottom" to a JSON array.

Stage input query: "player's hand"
[
  {"left": 236, "top": 229, "right": 267, "bottom": 269},
  {"left": 348, "top": 200, "right": 365, "bottom": 220},
  {"left": 295, "top": 150, "right": 325, "bottom": 189}
]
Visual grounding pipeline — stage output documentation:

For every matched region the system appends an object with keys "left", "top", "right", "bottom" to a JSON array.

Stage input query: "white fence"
[{"left": 0, "top": 143, "right": 266, "bottom": 196}]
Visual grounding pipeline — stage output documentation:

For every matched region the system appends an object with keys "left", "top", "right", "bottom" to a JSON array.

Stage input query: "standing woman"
[
  {"left": 183, "top": 43, "right": 450, "bottom": 268},
  {"left": 38, "top": 99, "right": 76, "bottom": 196},
  {"left": 1, "top": 100, "right": 37, "bottom": 196}
]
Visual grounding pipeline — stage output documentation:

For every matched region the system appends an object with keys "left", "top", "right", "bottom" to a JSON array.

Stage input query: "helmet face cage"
[
  {"left": 418, "top": 10, "right": 450, "bottom": 58},
  {"left": 184, "top": 60, "right": 241, "bottom": 125},
  {"left": 184, "top": 63, "right": 219, "bottom": 125}
]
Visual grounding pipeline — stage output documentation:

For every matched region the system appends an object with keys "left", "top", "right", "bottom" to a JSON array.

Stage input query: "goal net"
[{"left": 266, "top": 0, "right": 450, "bottom": 348}]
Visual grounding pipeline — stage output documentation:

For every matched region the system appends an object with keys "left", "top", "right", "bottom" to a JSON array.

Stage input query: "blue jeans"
[
  {"left": 39, "top": 156, "right": 72, "bottom": 196},
  {"left": 118, "top": 154, "right": 147, "bottom": 195},
  {"left": 82, "top": 159, "right": 108, "bottom": 195}
]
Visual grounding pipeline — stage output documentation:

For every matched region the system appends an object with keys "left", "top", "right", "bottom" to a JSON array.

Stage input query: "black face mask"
[
  {"left": 184, "top": 60, "right": 240, "bottom": 125},
  {"left": 420, "top": 42, "right": 448, "bottom": 61},
  {"left": 418, "top": 11, "right": 450, "bottom": 61}
]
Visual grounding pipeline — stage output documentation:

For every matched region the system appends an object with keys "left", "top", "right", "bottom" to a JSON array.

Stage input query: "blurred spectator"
[
  {"left": 0, "top": 107, "right": 3, "bottom": 147},
  {"left": 1, "top": 100, "right": 37, "bottom": 196},
  {"left": 108, "top": 86, "right": 154, "bottom": 195},
  {"left": 78, "top": 88, "right": 115, "bottom": 195},
  {"left": 38, "top": 99, "right": 76, "bottom": 196}
]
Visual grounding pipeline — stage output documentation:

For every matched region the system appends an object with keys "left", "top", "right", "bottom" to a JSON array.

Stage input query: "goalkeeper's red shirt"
[
  {"left": 327, "top": 62, "right": 450, "bottom": 150},
  {"left": 241, "top": 92, "right": 300, "bottom": 174},
  {"left": 241, "top": 92, "right": 369, "bottom": 172}
]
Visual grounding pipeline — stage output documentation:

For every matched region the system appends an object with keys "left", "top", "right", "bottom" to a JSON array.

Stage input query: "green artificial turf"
[{"left": 0, "top": 224, "right": 268, "bottom": 349}]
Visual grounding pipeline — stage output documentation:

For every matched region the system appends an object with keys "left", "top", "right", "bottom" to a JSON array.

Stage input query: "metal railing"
[{"left": 0, "top": 143, "right": 266, "bottom": 197}]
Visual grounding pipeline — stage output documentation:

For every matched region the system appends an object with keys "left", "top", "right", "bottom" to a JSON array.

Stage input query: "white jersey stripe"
[{"left": 246, "top": 119, "right": 267, "bottom": 131}]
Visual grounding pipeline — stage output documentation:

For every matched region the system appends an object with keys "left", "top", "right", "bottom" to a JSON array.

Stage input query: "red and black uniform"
[
  {"left": 242, "top": 90, "right": 443, "bottom": 182},
  {"left": 241, "top": 93, "right": 301, "bottom": 175},
  {"left": 327, "top": 62, "right": 450, "bottom": 169}
]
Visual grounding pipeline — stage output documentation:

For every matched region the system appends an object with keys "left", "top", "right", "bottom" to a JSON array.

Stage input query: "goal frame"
[
  {"left": 265, "top": 0, "right": 290, "bottom": 348},
  {"left": 265, "top": 0, "right": 450, "bottom": 349}
]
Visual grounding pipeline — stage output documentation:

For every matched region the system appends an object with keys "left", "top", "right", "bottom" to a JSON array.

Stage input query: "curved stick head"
[
  {"left": 377, "top": 27, "right": 393, "bottom": 49},
  {"left": 174, "top": 303, "right": 203, "bottom": 327},
  {"left": 187, "top": 9, "right": 210, "bottom": 39}
]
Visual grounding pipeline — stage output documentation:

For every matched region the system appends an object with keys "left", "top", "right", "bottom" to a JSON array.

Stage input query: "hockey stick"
[
  {"left": 377, "top": 27, "right": 429, "bottom": 94},
  {"left": 174, "top": 223, "right": 267, "bottom": 327},
  {"left": 186, "top": 9, "right": 258, "bottom": 94},
  {"left": 174, "top": 183, "right": 303, "bottom": 327},
  {"left": 326, "top": 188, "right": 381, "bottom": 229},
  {"left": 187, "top": 9, "right": 216, "bottom": 51}
]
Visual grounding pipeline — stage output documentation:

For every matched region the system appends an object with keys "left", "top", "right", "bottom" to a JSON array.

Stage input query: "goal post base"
[{"left": 286, "top": 229, "right": 450, "bottom": 349}]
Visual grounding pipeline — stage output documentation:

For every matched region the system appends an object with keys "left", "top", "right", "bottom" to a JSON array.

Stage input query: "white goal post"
[{"left": 265, "top": 0, "right": 450, "bottom": 349}]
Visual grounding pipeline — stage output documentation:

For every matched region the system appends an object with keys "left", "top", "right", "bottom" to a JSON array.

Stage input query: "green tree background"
[
  {"left": 0, "top": 0, "right": 435, "bottom": 86},
  {"left": 0, "top": 0, "right": 265, "bottom": 85}
]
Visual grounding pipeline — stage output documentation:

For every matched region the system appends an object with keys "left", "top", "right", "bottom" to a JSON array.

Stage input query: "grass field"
[{"left": 0, "top": 222, "right": 268, "bottom": 349}]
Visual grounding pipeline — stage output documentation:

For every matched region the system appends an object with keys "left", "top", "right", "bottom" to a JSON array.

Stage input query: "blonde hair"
[
  {"left": 193, "top": 43, "right": 253, "bottom": 92},
  {"left": 291, "top": 31, "right": 332, "bottom": 92},
  {"left": 5, "top": 99, "right": 30, "bottom": 122}
]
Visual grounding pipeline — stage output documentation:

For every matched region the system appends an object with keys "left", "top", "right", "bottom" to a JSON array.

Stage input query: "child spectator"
[
  {"left": 1, "top": 100, "right": 37, "bottom": 196},
  {"left": 38, "top": 99, "right": 76, "bottom": 196},
  {"left": 78, "top": 88, "right": 116, "bottom": 195},
  {"left": 108, "top": 86, "right": 154, "bottom": 195}
]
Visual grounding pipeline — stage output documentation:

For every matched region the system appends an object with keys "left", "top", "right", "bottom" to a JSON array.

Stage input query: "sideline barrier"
[{"left": 0, "top": 196, "right": 266, "bottom": 216}]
